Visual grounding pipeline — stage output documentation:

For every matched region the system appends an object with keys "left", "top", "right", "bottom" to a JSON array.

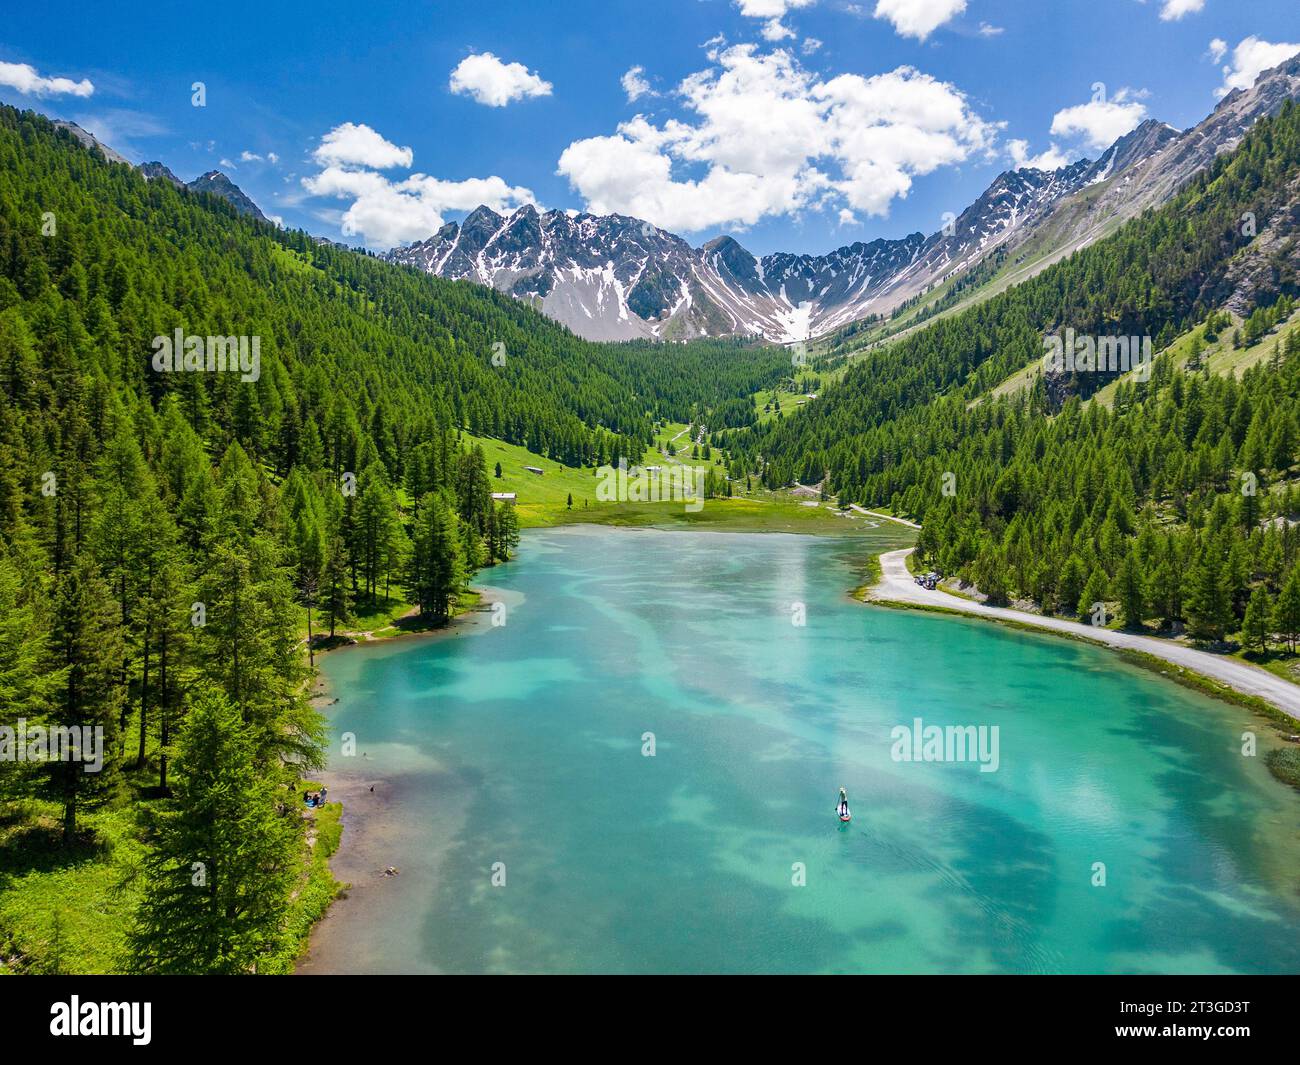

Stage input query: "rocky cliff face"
[
  {"left": 139, "top": 161, "right": 185, "bottom": 187},
  {"left": 186, "top": 171, "right": 267, "bottom": 222},
  {"left": 52, "top": 121, "right": 132, "bottom": 166}
]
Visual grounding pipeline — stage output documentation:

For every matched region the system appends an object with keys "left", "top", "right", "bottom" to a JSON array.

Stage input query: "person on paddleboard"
[{"left": 837, "top": 786, "right": 850, "bottom": 819}]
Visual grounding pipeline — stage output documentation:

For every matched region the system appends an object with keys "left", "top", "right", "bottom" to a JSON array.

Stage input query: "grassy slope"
[
  {"left": 754, "top": 374, "right": 822, "bottom": 425},
  {"left": 468, "top": 434, "right": 601, "bottom": 524},
  {"left": 974, "top": 307, "right": 1300, "bottom": 409},
  {"left": 0, "top": 782, "right": 342, "bottom": 976},
  {"left": 0, "top": 804, "right": 141, "bottom": 974},
  {"left": 466, "top": 429, "right": 902, "bottom": 535},
  {"left": 1091, "top": 308, "right": 1300, "bottom": 408},
  {"left": 545, "top": 497, "right": 918, "bottom": 539}
]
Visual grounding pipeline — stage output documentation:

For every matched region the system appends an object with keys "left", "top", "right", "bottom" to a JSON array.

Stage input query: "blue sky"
[{"left": 2, "top": 0, "right": 1297, "bottom": 255}]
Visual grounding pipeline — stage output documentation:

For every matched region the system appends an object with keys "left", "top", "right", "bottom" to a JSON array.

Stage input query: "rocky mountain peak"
[
  {"left": 139, "top": 161, "right": 184, "bottom": 187},
  {"left": 187, "top": 171, "right": 267, "bottom": 222},
  {"left": 52, "top": 121, "right": 131, "bottom": 166},
  {"left": 387, "top": 56, "right": 1300, "bottom": 343}
]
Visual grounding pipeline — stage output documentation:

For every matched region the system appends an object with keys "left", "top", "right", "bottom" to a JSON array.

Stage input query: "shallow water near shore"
[{"left": 300, "top": 526, "right": 1300, "bottom": 974}]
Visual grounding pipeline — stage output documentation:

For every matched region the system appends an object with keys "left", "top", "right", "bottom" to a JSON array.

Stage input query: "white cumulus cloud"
[
  {"left": 449, "top": 52, "right": 552, "bottom": 107},
  {"left": 0, "top": 60, "right": 93, "bottom": 98},
  {"left": 735, "top": 0, "right": 816, "bottom": 17},
  {"left": 1214, "top": 36, "right": 1300, "bottom": 97},
  {"left": 302, "top": 124, "right": 536, "bottom": 248},
  {"left": 873, "top": 0, "right": 967, "bottom": 41},
  {"left": 1049, "top": 89, "right": 1148, "bottom": 151},
  {"left": 762, "top": 19, "right": 796, "bottom": 41},
  {"left": 1008, "top": 139, "right": 1072, "bottom": 172},
  {"left": 621, "top": 66, "right": 655, "bottom": 102},
  {"left": 1159, "top": 0, "right": 1204, "bottom": 20},
  {"left": 313, "top": 122, "right": 413, "bottom": 169},
  {"left": 556, "top": 44, "right": 1000, "bottom": 233}
]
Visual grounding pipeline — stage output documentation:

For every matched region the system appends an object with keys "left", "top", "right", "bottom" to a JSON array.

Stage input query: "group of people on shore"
[{"left": 304, "top": 787, "right": 328, "bottom": 808}]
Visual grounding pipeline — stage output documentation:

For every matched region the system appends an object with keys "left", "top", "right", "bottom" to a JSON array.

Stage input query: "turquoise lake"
[{"left": 301, "top": 526, "right": 1300, "bottom": 974}]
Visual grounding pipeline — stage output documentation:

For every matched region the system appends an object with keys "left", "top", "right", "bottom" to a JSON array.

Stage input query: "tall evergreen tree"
[
  {"left": 1242, "top": 584, "right": 1272, "bottom": 653},
  {"left": 1115, "top": 551, "right": 1146, "bottom": 630},
  {"left": 321, "top": 524, "right": 353, "bottom": 640},
  {"left": 1185, "top": 554, "right": 1234, "bottom": 642},
  {"left": 42, "top": 555, "right": 124, "bottom": 844},
  {"left": 1078, "top": 566, "right": 1110, "bottom": 624},
  {"left": 1272, "top": 567, "right": 1300, "bottom": 652},
  {"left": 406, "top": 492, "right": 466, "bottom": 622},
  {"left": 128, "top": 689, "right": 298, "bottom": 974}
]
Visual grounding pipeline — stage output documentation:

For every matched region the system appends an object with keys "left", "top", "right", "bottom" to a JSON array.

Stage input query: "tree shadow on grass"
[{"left": 0, "top": 809, "right": 111, "bottom": 886}]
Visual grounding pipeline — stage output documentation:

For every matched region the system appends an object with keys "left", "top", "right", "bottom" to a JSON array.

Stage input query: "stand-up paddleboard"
[{"left": 839, "top": 807, "right": 852, "bottom": 823}]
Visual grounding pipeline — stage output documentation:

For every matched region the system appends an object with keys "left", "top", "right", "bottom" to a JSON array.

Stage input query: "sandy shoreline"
[
  {"left": 869, "top": 548, "right": 1300, "bottom": 724},
  {"left": 296, "top": 584, "right": 515, "bottom": 974}
]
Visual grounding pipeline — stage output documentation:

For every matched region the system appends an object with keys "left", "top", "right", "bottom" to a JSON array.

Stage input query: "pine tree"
[
  {"left": 1272, "top": 566, "right": 1300, "bottom": 652},
  {"left": 195, "top": 539, "right": 320, "bottom": 768},
  {"left": 1242, "top": 584, "right": 1272, "bottom": 653},
  {"left": 291, "top": 511, "right": 325, "bottom": 665},
  {"left": 1078, "top": 566, "right": 1110, "bottom": 624},
  {"left": 133, "top": 497, "right": 185, "bottom": 771},
  {"left": 1239, "top": 483, "right": 1260, "bottom": 532},
  {"left": 0, "top": 550, "right": 51, "bottom": 802},
  {"left": 495, "top": 500, "right": 520, "bottom": 562},
  {"left": 456, "top": 444, "right": 492, "bottom": 538},
  {"left": 356, "top": 471, "right": 398, "bottom": 606},
  {"left": 146, "top": 553, "right": 189, "bottom": 792},
  {"left": 128, "top": 688, "right": 298, "bottom": 974},
  {"left": 1116, "top": 550, "right": 1146, "bottom": 630},
  {"left": 1058, "top": 556, "right": 1086, "bottom": 617},
  {"left": 1185, "top": 554, "right": 1233, "bottom": 642},
  {"left": 406, "top": 492, "right": 466, "bottom": 622},
  {"left": 321, "top": 524, "right": 353, "bottom": 640},
  {"left": 381, "top": 521, "right": 409, "bottom": 602},
  {"left": 42, "top": 555, "right": 124, "bottom": 844}
]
